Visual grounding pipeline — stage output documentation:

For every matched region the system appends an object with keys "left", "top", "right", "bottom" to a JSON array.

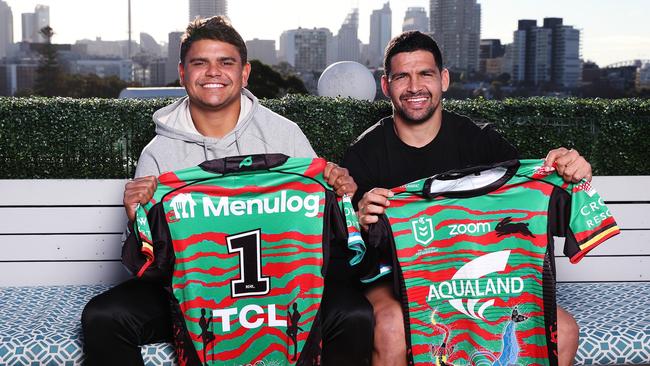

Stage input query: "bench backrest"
[
  {"left": 1, "top": 177, "right": 648, "bottom": 286},
  {"left": 0, "top": 180, "right": 130, "bottom": 286}
]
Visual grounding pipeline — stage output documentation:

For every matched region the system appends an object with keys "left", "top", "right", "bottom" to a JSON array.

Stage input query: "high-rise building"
[
  {"left": 21, "top": 5, "right": 49, "bottom": 43},
  {"left": 403, "top": 7, "right": 429, "bottom": 33},
  {"left": 165, "top": 31, "right": 183, "bottom": 84},
  {"left": 246, "top": 39, "right": 277, "bottom": 66},
  {"left": 21, "top": 13, "right": 35, "bottom": 42},
  {"left": 509, "top": 18, "right": 581, "bottom": 87},
  {"left": 279, "top": 28, "right": 330, "bottom": 73},
  {"left": 637, "top": 62, "right": 650, "bottom": 91},
  {"left": 480, "top": 39, "right": 505, "bottom": 59},
  {"left": 34, "top": 5, "right": 49, "bottom": 42},
  {"left": 506, "top": 30, "right": 527, "bottom": 82},
  {"left": 189, "top": 0, "right": 227, "bottom": 21},
  {"left": 295, "top": 28, "right": 330, "bottom": 73},
  {"left": 479, "top": 39, "right": 505, "bottom": 75},
  {"left": 543, "top": 18, "right": 581, "bottom": 88},
  {"left": 529, "top": 27, "right": 553, "bottom": 84},
  {"left": 369, "top": 3, "right": 391, "bottom": 68},
  {"left": 0, "top": 0, "right": 13, "bottom": 59},
  {"left": 279, "top": 30, "right": 296, "bottom": 66},
  {"left": 337, "top": 8, "right": 360, "bottom": 63},
  {"left": 429, "top": 0, "right": 480, "bottom": 72},
  {"left": 148, "top": 58, "right": 167, "bottom": 86},
  {"left": 140, "top": 33, "right": 162, "bottom": 57},
  {"left": 327, "top": 35, "right": 338, "bottom": 66}
]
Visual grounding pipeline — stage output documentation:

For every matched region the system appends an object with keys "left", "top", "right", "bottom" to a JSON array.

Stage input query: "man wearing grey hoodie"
[{"left": 81, "top": 16, "right": 372, "bottom": 366}]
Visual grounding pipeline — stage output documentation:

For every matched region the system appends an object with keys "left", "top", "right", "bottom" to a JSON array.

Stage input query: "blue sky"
[{"left": 4, "top": 0, "right": 649, "bottom": 66}]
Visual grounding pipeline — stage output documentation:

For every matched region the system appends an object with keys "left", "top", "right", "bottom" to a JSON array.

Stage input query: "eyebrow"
[
  {"left": 390, "top": 68, "right": 437, "bottom": 78},
  {"left": 217, "top": 56, "right": 238, "bottom": 63},
  {"left": 187, "top": 56, "right": 238, "bottom": 63}
]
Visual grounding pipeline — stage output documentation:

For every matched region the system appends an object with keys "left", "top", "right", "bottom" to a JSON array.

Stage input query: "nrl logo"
[{"left": 412, "top": 217, "right": 435, "bottom": 245}]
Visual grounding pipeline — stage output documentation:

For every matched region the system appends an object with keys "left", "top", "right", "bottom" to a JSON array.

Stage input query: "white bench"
[
  {"left": 0, "top": 180, "right": 175, "bottom": 365},
  {"left": 0, "top": 177, "right": 648, "bottom": 365}
]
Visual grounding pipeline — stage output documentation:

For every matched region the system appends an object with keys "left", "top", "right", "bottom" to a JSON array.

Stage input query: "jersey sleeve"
[
  {"left": 550, "top": 179, "right": 621, "bottom": 263},
  {"left": 359, "top": 215, "right": 395, "bottom": 284},
  {"left": 121, "top": 201, "right": 175, "bottom": 284},
  {"left": 133, "top": 204, "right": 155, "bottom": 276},
  {"left": 339, "top": 194, "right": 365, "bottom": 266}
]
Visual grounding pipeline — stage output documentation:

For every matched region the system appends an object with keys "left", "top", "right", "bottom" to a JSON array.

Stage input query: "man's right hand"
[
  {"left": 124, "top": 176, "right": 157, "bottom": 223},
  {"left": 358, "top": 187, "right": 393, "bottom": 230}
]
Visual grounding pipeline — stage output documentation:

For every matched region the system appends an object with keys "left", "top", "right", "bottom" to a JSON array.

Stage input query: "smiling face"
[
  {"left": 381, "top": 50, "right": 449, "bottom": 125},
  {"left": 179, "top": 39, "right": 250, "bottom": 112}
]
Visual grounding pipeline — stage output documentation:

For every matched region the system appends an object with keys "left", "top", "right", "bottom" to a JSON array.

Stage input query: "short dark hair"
[
  {"left": 179, "top": 16, "right": 247, "bottom": 65},
  {"left": 383, "top": 31, "right": 443, "bottom": 76}
]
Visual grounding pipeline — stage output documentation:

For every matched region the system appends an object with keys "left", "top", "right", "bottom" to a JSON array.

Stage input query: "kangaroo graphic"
[{"left": 495, "top": 217, "right": 535, "bottom": 238}]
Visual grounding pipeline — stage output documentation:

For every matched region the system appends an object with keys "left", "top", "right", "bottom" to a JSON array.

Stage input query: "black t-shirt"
[{"left": 341, "top": 110, "right": 519, "bottom": 207}]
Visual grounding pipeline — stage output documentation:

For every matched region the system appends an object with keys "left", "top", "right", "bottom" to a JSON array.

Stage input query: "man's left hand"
[
  {"left": 544, "top": 147, "right": 592, "bottom": 183},
  {"left": 324, "top": 162, "right": 357, "bottom": 197}
]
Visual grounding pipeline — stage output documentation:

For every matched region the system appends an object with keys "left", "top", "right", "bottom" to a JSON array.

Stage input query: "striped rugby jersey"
[
  {"left": 363, "top": 159, "right": 619, "bottom": 366},
  {"left": 127, "top": 154, "right": 364, "bottom": 366}
]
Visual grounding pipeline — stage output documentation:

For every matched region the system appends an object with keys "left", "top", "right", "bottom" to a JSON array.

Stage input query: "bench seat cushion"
[
  {"left": 1, "top": 283, "right": 648, "bottom": 365},
  {"left": 0, "top": 285, "right": 176, "bottom": 366},
  {"left": 557, "top": 282, "right": 650, "bottom": 365}
]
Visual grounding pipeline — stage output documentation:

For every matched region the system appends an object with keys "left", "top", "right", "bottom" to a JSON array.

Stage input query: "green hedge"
[{"left": 1, "top": 96, "right": 649, "bottom": 178}]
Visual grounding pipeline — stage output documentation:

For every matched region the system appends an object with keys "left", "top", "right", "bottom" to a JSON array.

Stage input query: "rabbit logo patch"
[{"left": 495, "top": 217, "right": 535, "bottom": 238}]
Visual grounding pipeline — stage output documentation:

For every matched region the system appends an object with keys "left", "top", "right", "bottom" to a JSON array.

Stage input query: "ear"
[
  {"left": 241, "top": 62, "right": 251, "bottom": 88},
  {"left": 441, "top": 68, "right": 450, "bottom": 92},
  {"left": 177, "top": 62, "right": 185, "bottom": 87},
  {"left": 380, "top": 74, "right": 390, "bottom": 98}
]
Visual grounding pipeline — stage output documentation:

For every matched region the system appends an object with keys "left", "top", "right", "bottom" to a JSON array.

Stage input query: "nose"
[
  {"left": 407, "top": 74, "right": 423, "bottom": 93},
  {"left": 206, "top": 62, "right": 222, "bottom": 77}
]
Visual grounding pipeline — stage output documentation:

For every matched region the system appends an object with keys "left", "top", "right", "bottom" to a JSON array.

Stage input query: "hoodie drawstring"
[
  {"left": 234, "top": 130, "right": 241, "bottom": 155},
  {"left": 202, "top": 141, "right": 209, "bottom": 160}
]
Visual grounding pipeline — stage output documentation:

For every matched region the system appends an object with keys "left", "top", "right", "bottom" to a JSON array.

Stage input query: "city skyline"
[{"left": 2, "top": 0, "right": 649, "bottom": 67}]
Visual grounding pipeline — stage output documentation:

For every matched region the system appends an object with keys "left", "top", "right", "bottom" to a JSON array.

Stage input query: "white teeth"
[
  {"left": 407, "top": 97, "right": 427, "bottom": 102},
  {"left": 203, "top": 83, "right": 225, "bottom": 88}
]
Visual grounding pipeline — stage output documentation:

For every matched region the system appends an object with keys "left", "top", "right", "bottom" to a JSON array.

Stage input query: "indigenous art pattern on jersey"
[
  {"left": 365, "top": 160, "right": 619, "bottom": 366},
  {"left": 132, "top": 155, "right": 364, "bottom": 366}
]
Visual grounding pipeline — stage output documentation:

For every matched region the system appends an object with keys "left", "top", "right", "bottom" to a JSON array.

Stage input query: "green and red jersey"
[
  {"left": 126, "top": 154, "right": 364, "bottom": 366},
  {"left": 363, "top": 159, "right": 619, "bottom": 366}
]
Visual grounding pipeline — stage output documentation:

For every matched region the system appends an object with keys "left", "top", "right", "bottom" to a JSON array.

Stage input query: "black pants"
[{"left": 82, "top": 272, "right": 372, "bottom": 365}]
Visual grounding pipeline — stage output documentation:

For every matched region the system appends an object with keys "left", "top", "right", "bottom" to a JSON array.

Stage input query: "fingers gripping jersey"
[
  {"left": 123, "top": 154, "right": 365, "bottom": 366},
  {"left": 363, "top": 159, "right": 619, "bottom": 366}
]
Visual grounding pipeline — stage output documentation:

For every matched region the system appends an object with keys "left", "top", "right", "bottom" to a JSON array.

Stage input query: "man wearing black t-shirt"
[{"left": 342, "top": 31, "right": 591, "bottom": 366}]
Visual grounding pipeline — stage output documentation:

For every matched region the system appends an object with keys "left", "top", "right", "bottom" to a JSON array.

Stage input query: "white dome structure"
[{"left": 317, "top": 61, "right": 376, "bottom": 101}]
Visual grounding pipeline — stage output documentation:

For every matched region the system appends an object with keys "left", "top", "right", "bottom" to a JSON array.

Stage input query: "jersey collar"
[{"left": 422, "top": 159, "right": 520, "bottom": 198}]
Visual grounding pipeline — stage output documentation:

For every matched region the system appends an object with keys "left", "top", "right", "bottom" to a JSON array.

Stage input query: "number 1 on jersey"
[{"left": 227, "top": 229, "right": 270, "bottom": 298}]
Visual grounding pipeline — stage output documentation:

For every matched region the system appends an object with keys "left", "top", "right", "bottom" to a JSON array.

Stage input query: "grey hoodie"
[{"left": 134, "top": 89, "right": 316, "bottom": 178}]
